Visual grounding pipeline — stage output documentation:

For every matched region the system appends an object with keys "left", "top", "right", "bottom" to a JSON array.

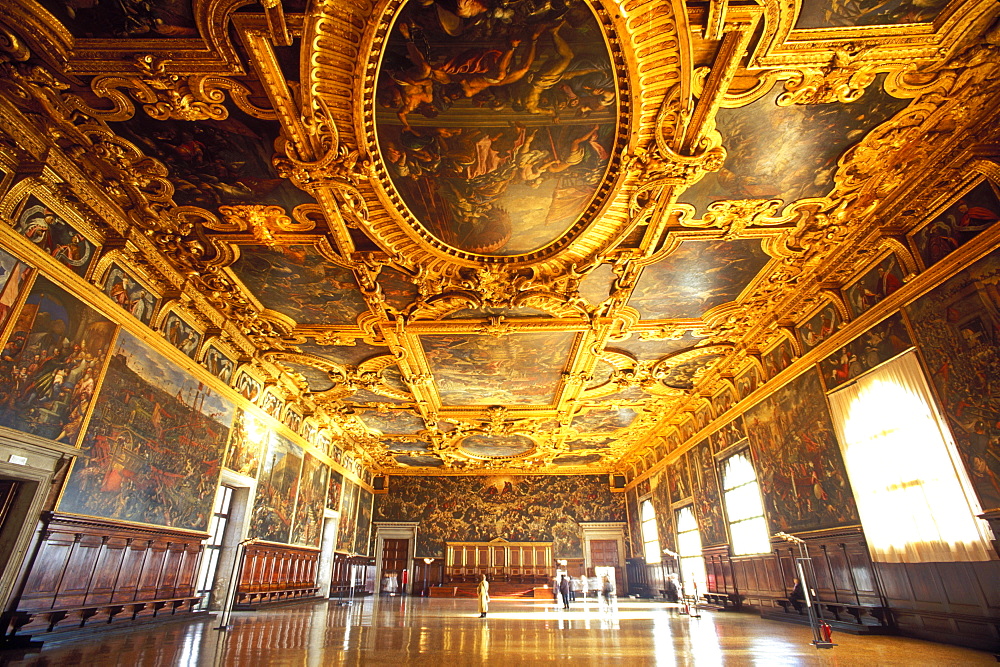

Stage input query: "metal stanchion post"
[
  {"left": 777, "top": 532, "right": 835, "bottom": 649},
  {"left": 216, "top": 537, "right": 256, "bottom": 631}
]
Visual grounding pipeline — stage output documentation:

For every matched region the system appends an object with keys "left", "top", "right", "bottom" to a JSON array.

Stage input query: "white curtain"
[{"left": 827, "top": 350, "right": 994, "bottom": 563}]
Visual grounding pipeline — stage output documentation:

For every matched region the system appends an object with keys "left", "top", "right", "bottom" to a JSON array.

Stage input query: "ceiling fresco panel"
[
  {"left": 375, "top": 1, "right": 618, "bottom": 255},
  {"left": 570, "top": 407, "right": 637, "bottom": 433},
  {"left": 794, "top": 0, "right": 950, "bottom": 29},
  {"left": 38, "top": 0, "right": 198, "bottom": 38},
  {"left": 606, "top": 331, "right": 706, "bottom": 362},
  {"left": 680, "top": 78, "right": 911, "bottom": 215},
  {"left": 421, "top": 331, "right": 576, "bottom": 405},
  {"left": 359, "top": 410, "right": 426, "bottom": 434},
  {"left": 296, "top": 339, "right": 391, "bottom": 368},
  {"left": 229, "top": 245, "right": 369, "bottom": 325},
  {"left": 628, "top": 240, "right": 771, "bottom": 320},
  {"left": 112, "top": 110, "right": 313, "bottom": 214}
]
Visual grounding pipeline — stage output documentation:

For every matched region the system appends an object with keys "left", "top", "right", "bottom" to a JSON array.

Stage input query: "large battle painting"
[
  {"left": 0, "top": 275, "right": 117, "bottom": 444},
  {"left": 224, "top": 408, "right": 268, "bottom": 479},
  {"left": 743, "top": 369, "right": 859, "bottom": 533},
  {"left": 820, "top": 313, "right": 912, "bottom": 391},
  {"left": 375, "top": 1, "right": 617, "bottom": 255},
  {"left": 906, "top": 248, "right": 1000, "bottom": 510},
  {"left": 375, "top": 475, "right": 624, "bottom": 558},
  {"left": 59, "top": 330, "right": 235, "bottom": 531},
  {"left": 421, "top": 331, "right": 574, "bottom": 405},
  {"left": 290, "top": 453, "right": 329, "bottom": 547},
  {"left": 680, "top": 79, "right": 910, "bottom": 215},
  {"left": 628, "top": 240, "right": 770, "bottom": 319},
  {"left": 251, "top": 432, "right": 304, "bottom": 543},
  {"left": 911, "top": 180, "right": 1000, "bottom": 270},
  {"left": 15, "top": 197, "right": 95, "bottom": 276},
  {"left": 229, "top": 245, "right": 369, "bottom": 326},
  {"left": 795, "top": 0, "right": 949, "bottom": 30}
]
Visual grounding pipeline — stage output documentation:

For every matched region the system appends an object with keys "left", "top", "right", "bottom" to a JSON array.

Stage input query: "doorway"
[{"left": 590, "top": 539, "right": 622, "bottom": 592}]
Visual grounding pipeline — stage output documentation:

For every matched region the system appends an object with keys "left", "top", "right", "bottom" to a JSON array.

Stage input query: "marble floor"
[{"left": 1, "top": 597, "right": 995, "bottom": 666}]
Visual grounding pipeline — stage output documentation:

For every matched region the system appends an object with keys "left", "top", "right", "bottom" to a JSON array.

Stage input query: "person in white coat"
[{"left": 478, "top": 575, "right": 490, "bottom": 618}]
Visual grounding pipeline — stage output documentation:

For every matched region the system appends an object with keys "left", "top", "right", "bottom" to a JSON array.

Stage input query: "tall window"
[
  {"left": 194, "top": 485, "right": 235, "bottom": 610},
  {"left": 675, "top": 506, "right": 706, "bottom": 596},
  {"left": 827, "top": 350, "right": 993, "bottom": 563},
  {"left": 721, "top": 452, "right": 771, "bottom": 555},
  {"left": 640, "top": 499, "right": 661, "bottom": 564}
]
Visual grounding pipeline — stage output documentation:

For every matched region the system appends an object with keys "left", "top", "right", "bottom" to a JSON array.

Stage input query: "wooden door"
[
  {"left": 380, "top": 538, "right": 409, "bottom": 593},
  {"left": 590, "top": 539, "right": 622, "bottom": 591}
]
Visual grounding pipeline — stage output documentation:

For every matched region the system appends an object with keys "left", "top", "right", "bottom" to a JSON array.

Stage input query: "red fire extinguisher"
[{"left": 820, "top": 621, "right": 833, "bottom": 643}]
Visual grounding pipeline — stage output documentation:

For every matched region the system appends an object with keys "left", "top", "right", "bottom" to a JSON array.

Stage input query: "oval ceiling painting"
[{"left": 376, "top": 1, "right": 618, "bottom": 256}]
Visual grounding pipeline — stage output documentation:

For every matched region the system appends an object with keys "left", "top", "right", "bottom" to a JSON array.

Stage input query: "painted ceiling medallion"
[
  {"left": 374, "top": 0, "right": 619, "bottom": 256},
  {"left": 461, "top": 434, "right": 536, "bottom": 459}
]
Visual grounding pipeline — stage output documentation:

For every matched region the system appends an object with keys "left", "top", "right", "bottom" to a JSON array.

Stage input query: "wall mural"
[
  {"left": 250, "top": 432, "right": 304, "bottom": 543},
  {"left": 691, "top": 440, "right": 727, "bottom": 546},
  {"left": 795, "top": 0, "right": 950, "bottom": 30},
  {"left": 820, "top": 312, "right": 912, "bottom": 391},
  {"left": 225, "top": 408, "right": 267, "bottom": 479},
  {"left": 0, "top": 275, "right": 117, "bottom": 444},
  {"left": 667, "top": 452, "right": 691, "bottom": 501},
  {"left": 374, "top": 475, "right": 624, "bottom": 558},
  {"left": 375, "top": 2, "right": 617, "bottom": 255},
  {"left": 648, "top": 468, "right": 675, "bottom": 552},
  {"left": 162, "top": 311, "right": 201, "bottom": 359},
  {"left": 711, "top": 416, "right": 748, "bottom": 453},
  {"left": 336, "top": 479, "right": 360, "bottom": 552},
  {"left": 912, "top": 180, "right": 1000, "bottom": 270},
  {"left": 845, "top": 253, "right": 906, "bottom": 318},
  {"left": 0, "top": 247, "right": 32, "bottom": 332},
  {"left": 680, "top": 79, "right": 910, "bottom": 214},
  {"left": 15, "top": 197, "right": 95, "bottom": 276},
  {"left": 102, "top": 264, "right": 158, "bottom": 325},
  {"left": 290, "top": 452, "right": 329, "bottom": 547},
  {"left": 421, "top": 331, "right": 574, "bottom": 405},
  {"left": 628, "top": 240, "right": 770, "bottom": 319},
  {"left": 744, "top": 369, "right": 859, "bottom": 533},
  {"left": 328, "top": 469, "right": 344, "bottom": 510},
  {"left": 906, "top": 248, "right": 1000, "bottom": 510},
  {"left": 354, "top": 488, "right": 373, "bottom": 556},
  {"left": 59, "top": 330, "right": 235, "bottom": 531},
  {"left": 229, "top": 245, "right": 369, "bottom": 326},
  {"left": 625, "top": 486, "right": 641, "bottom": 558}
]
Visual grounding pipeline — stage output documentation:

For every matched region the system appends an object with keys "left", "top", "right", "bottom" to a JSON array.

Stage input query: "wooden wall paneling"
[
  {"left": 112, "top": 539, "right": 149, "bottom": 603},
  {"left": 236, "top": 542, "right": 321, "bottom": 607},
  {"left": 85, "top": 536, "right": 129, "bottom": 605},
  {"left": 55, "top": 533, "right": 104, "bottom": 609},
  {"left": 135, "top": 540, "right": 167, "bottom": 602},
  {"left": 17, "top": 528, "right": 76, "bottom": 611}
]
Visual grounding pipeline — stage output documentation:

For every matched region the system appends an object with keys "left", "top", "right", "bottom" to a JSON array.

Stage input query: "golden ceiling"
[{"left": 0, "top": 0, "right": 998, "bottom": 476}]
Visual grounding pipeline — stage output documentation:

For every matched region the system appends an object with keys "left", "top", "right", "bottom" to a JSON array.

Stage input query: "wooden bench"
[
  {"left": 772, "top": 598, "right": 889, "bottom": 628},
  {"left": 703, "top": 592, "right": 742, "bottom": 610},
  {"left": 4, "top": 596, "right": 200, "bottom": 638}
]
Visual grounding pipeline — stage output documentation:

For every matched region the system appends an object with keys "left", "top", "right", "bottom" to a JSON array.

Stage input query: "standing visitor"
[
  {"left": 478, "top": 574, "right": 490, "bottom": 618},
  {"left": 559, "top": 574, "right": 571, "bottom": 610}
]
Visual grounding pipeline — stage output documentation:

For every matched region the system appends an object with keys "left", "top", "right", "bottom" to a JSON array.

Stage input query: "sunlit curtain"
[
  {"left": 640, "top": 499, "right": 661, "bottom": 564},
  {"left": 827, "top": 350, "right": 994, "bottom": 563},
  {"left": 721, "top": 453, "right": 771, "bottom": 556}
]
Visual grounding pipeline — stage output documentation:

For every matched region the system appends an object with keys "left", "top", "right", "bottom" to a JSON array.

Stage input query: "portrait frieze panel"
[
  {"left": 101, "top": 263, "right": 158, "bottom": 325},
  {"left": 910, "top": 178, "right": 1000, "bottom": 271}
]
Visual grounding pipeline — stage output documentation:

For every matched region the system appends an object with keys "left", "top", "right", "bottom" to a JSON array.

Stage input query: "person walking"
[
  {"left": 559, "top": 574, "right": 571, "bottom": 610},
  {"left": 477, "top": 574, "right": 490, "bottom": 618},
  {"left": 600, "top": 575, "right": 614, "bottom": 612}
]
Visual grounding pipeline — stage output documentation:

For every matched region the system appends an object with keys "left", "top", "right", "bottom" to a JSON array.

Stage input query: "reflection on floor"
[{"left": 1, "top": 597, "right": 995, "bottom": 666}]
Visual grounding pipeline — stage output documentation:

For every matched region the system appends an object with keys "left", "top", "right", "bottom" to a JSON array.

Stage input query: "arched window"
[
  {"left": 721, "top": 452, "right": 771, "bottom": 555},
  {"left": 675, "top": 505, "right": 706, "bottom": 596},
  {"left": 640, "top": 499, "right": 661, "bottom": 564}
]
